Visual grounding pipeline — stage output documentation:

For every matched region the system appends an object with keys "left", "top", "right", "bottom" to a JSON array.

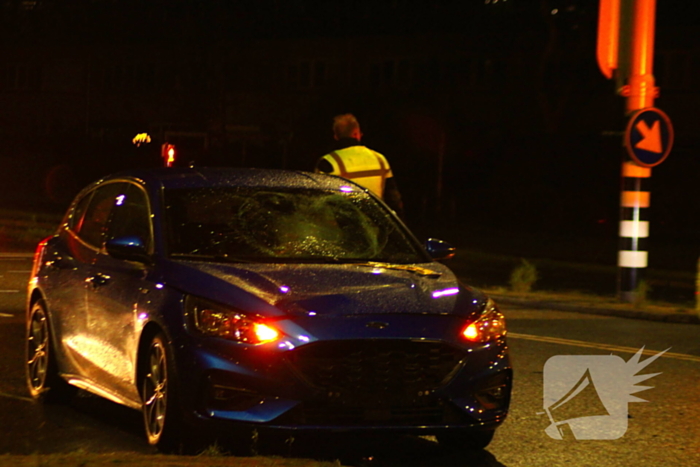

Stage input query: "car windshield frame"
[{"left": 163, "top": 185, "right": 430, "bottom": 264}]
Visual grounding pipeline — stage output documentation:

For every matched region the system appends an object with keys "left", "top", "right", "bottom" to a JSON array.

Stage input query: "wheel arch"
[{"left": 28, "top": 289, "right": 45, "bottom": 315}]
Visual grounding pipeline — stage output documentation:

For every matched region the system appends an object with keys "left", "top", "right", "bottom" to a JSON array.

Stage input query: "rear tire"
[
  {"left": 437, "top": 429, "right": 496, "bottom": 451},
  {"left": 26, "top": 300, "right": 76, "bottom": 403}
]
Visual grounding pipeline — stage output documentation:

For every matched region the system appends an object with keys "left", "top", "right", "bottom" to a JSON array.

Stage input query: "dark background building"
[{"left": 0, "top": 0, "right": 698, "bottom": 264}]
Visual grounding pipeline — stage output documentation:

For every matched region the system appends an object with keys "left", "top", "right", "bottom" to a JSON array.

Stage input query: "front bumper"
[{"left": 175, "top": 334, "right": 512, "bottom": 433}]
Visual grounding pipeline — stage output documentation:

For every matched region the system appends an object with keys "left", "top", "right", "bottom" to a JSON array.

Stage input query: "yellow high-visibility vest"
[{"left": 319, "top": 146, "right": 393, "bottom": 198}]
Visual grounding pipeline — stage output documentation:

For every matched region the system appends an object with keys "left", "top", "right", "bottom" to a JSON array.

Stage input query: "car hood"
[{"left": 163, "top": 260, "right": 487, "bottom": 319}]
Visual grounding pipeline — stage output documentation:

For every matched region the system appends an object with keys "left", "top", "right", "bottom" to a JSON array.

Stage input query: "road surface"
[{"left": 1, "top": 256, "right": 698, "bottom": 466}]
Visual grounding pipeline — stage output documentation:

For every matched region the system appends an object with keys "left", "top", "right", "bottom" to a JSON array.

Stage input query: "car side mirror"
[
  {"left": 106, "top": 236, "right": 151, "bottom": 263},
  {"left": 424, "top": 238, "right": 456, "bottom": 262}
]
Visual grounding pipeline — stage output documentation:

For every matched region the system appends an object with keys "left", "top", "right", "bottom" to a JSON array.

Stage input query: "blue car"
[{"left": 25, "top": 167, "right": 511, "bottom": 452}]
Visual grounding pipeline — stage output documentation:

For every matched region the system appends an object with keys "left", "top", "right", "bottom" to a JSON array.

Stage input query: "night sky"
[{"left": 0, "top": 0, "right": 699, "bottom": 270}]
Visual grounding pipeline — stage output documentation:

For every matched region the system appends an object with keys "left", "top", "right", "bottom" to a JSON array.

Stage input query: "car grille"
[
  {"left": 284, "top": 339, "right": 467, "bottom": 404},
  {"left": 274, "top": 340, "right": 473, "bottom": 426}
]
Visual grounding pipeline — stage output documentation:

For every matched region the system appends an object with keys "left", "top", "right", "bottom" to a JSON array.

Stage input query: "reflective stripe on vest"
[{"left": 326, "top": 148, "right": 391, "bottom": 197}]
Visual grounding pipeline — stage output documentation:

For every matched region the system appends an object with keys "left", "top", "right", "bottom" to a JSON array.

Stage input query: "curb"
[{"left": 491, "top": 294, "right": 700, "bottom": 325}]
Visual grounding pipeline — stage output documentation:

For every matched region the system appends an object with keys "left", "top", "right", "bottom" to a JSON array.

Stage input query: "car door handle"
[{"left": 86, "top": 273, "right": 111, "bottom": 288}]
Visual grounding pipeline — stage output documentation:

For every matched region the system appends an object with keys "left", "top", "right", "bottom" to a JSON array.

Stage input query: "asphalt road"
[{"left": 1, "top": 256, "right": 699, "bottom": 466}]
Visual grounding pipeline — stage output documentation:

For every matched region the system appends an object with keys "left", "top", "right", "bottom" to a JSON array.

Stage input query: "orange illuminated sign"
[{"left": 597, "top": 0, "right": 620, "bottom": 79}]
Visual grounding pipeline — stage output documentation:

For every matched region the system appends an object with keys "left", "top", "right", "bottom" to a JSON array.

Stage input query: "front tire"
[
  {"left": 26, "top": 300, "right": 75, "bottom": 403},
  {"left": 141, "top": 332, "right": 185, "bottom": 452}
]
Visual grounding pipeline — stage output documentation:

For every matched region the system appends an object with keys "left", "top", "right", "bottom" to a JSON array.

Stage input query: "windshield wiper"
[
  {"left": 170, "top": 253, "right": 254, "bottom": 263},
  {"left": 314, "top": 259, "right": 443, "bottom": 277},
  {"left": 351, "top": 261, "right": 443, "bottom": 277}
]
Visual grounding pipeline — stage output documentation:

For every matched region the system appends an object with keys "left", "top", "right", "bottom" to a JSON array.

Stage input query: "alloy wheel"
[
  {"left": 143, "top": 336, "right": 168, "bottom": 444},
  {"left": 27, "top": 305, "right": 49, "bottom": 396}
]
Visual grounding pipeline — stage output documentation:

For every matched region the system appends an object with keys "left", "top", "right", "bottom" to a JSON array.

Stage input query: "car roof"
[{"left": 102, "top": 167, "right": 366, "bottom": 192}]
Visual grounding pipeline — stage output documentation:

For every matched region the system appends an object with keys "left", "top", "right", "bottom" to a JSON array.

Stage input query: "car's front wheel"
[
  {"left": 437, "top": 429, "right": 496, "bottom": 451},
  {"left": 141, "top": 332, "right": 187, "bottom": 452},
  {"left": 26, "top": 300, "right": 75, "bottom": 403}
]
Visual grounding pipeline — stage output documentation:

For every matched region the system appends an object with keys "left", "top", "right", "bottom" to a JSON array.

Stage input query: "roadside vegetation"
[{"left": 508, "top": 259, "right": 538, "bottom": 293}]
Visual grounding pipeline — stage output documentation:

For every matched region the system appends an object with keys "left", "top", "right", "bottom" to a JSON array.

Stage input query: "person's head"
[{"left": 333, "top": 113, "right": 362, "bottom": 141}]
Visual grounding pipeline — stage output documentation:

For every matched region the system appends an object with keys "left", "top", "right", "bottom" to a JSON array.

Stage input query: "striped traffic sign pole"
[
  {"left": 618, "top": 161, "right": 650, "bottom": 302},
  {"left": 619, "top": 107, "right": 673, "bottom": 301},
  {"left": 598, "top": 0, "right": 673, "bottom": 302},
  {"left": 617, "top": 0, "right": 658, "bottom": 302}
]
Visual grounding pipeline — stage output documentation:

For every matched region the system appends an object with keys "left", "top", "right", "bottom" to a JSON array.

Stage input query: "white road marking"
[
  {"left": 508, "top": 332, "right": 700, "bottom": 363},
  {"left": 0, "top": 391, "right": 34, "bottom": 403},
  {"left": 0, "top": 290, "right": 20, "bottom": 293},
  {"left": 0, "top": 313, "right": 13, "bottom": 318}
]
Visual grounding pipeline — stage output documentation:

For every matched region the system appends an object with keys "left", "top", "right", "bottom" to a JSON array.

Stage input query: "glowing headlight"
[
  {"left": 461, "top": 298, "right": 506, "bottom": 343},
  {"left": 187, "top": 297, "right": 280, "bottom": 345}
]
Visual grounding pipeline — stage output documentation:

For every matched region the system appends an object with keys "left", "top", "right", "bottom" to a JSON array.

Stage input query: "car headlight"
[
  {"left": 186, "top": 296, "right": 280, "bottom": 344},
  {"left": 461, "top": 298, "right": 506, "bottom": 343}
]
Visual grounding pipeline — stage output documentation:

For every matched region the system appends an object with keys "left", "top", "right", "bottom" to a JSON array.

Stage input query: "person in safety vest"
[{"left": 315, "top": 113, "right": 404, "bottom": 219}]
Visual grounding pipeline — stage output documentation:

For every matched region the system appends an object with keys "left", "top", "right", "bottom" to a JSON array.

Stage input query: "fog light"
[
  {"left": 210, "top": 384, "right": 265, "bottom": 411},
  {"left": 474, "top": 371, "right": 511, "bottom": 410}
]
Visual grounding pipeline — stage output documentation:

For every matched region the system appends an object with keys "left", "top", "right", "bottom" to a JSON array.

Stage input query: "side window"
[
  {"left": 107, "top": 183, "right": 152, "bottom": 251},
  {"left": 77, "top": 183, "right": 128, "bottom": 248}
]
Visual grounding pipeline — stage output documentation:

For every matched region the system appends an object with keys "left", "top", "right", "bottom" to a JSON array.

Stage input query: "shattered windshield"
[{"left": 164, "top": 186, "right": 427, "bottom": 264}]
